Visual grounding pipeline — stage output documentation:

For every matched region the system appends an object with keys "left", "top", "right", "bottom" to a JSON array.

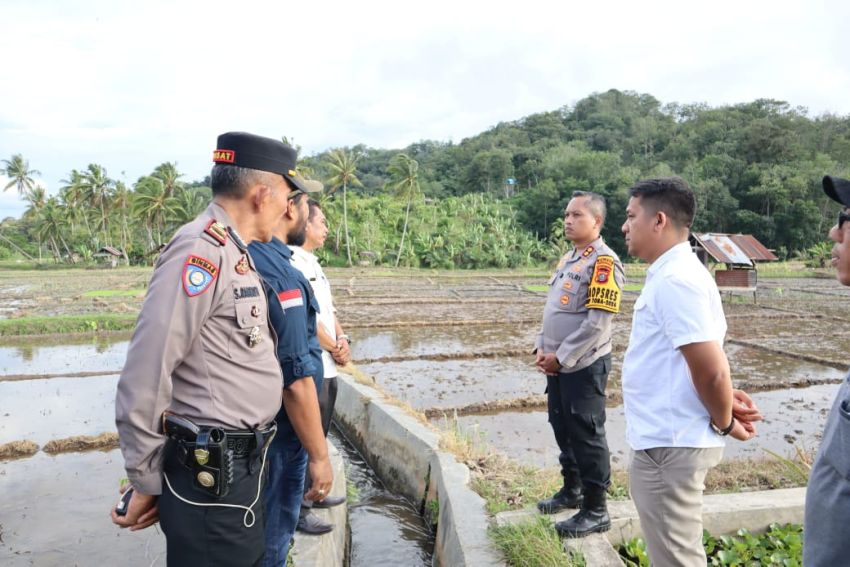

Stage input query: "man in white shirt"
[
  {"left": 620, "top": 177, "right": 761, "bottom": 567},
  {"left": 289, "top": 199, "right": 351, "bottom": 534}
]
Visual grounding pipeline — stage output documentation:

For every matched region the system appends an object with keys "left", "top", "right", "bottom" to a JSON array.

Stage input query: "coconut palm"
[
  {"left": 325, "top": 149, "right": 363, "bottom": 266},
  {"left": 173, "top": 186, "right": 211, "bottom": 223},
  {"left": 387, "top": 153, "right": 420, "bottom": 267},
  {"left": 80, "top": 164, "right": 113, "bottom": 246},
  {"left": 151, "top": 162, "right": 184, "bottom": 198},
  {"left": 133, "top": 176, "right": 179, "bottom": 248},
  {"left": 111, "top": 181, "right": 132, "bottom": 262},
  {"left": 2, "top": 154, "right": 41, "bottom": 197},
  {"left": 60, "top": 169, "right": 90, "bottom": 235},
  {"left": 33, "top": 196, "right": 73, "bottom": 262}
]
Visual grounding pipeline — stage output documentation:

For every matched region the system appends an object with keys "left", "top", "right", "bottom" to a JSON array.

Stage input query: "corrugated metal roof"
[
  {"left": 693, "top": 233, "right": 778, "bottom": 264},
  {"left": 727, "top": 234, "right": 778, "bottom": 261},
  {"left": 694, "top": 234, "right": 752, "bottom": 265}
]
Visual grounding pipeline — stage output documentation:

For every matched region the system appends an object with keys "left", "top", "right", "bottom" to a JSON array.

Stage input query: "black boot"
[
  {"left": 554, "top": 487, "right": 610, "bottom": 538},
  {"left": 537, "top": 482, "right": 583, "bottom": 514}
]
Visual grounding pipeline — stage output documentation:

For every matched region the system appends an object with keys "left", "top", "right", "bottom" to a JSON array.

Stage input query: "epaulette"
[
  {"left": 581, "top": 246, "right": 595, "bottom": 258},
  {"left": 204, "top": 220, "right": 228, "bottom": 246}
]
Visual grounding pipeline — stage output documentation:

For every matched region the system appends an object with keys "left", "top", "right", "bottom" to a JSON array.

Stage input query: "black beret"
[
  {"left": 213, "top": 132, "right": 322, "bottom": 194},
  {"left": 823, "top": 176, "right": 850, "bottom": 208}
]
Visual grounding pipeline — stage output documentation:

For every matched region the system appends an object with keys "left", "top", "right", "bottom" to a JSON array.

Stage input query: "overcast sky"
[{"left": 2, "top": 0, "right": 848, "bottom": 219}]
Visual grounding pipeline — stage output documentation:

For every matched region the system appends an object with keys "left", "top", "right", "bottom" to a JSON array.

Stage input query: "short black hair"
[
  {"left": 307, "top": 199, "right": 323, "bottom": 221},
  {"left": 210, "top": 164, "right": 267, "bottom": 198},
  {"left": 570, "top": 191, "right": 606, "bottom": 222},
  {"left": 628, "top": 177, "right": 696, "bottom": 229}
]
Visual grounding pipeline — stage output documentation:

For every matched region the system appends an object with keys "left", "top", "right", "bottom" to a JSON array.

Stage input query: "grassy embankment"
[{"left": 437, "top": 415, "right": 811, "bottom": 567}]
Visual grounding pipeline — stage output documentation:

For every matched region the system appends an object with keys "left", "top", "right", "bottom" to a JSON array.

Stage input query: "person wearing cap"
[
  {"left": 803, "top": 175, "right": 850, "bottom": 566},
  {"left": 247, "top": 169, "right": 329, "bottom": 563},
  {"left": 111, "top": 132, "right": 332, "bottom": 566},
  {"left": 534, "top": 191, "right": 625, "bottom": 537},
  {"left": 620, "top": 177, "right": 761, "bottom": 567},
  {"left": 288, "top": 199, "right": 350, "bottom": 534}
]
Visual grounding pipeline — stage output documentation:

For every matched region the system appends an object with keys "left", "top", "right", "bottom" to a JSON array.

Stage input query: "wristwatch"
[
  {"left": 338, "top": 334, "right": 352, "bottom": 345},
  {"left": 710, "top": 417, "right": 736, "bottom": 436}
]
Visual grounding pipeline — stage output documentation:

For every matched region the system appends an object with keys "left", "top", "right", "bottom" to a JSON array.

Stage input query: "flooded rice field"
[{"left": 1, "top": 269, "right": 849, "bottom": 564}]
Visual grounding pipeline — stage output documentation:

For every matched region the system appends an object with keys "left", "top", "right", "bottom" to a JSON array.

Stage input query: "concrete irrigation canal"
[{"left": 1, "top": 269, "right": 847, "bottom": 565}]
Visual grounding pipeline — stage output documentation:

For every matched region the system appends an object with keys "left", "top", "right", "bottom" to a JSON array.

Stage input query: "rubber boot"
[
  {"left": 554, "top": 486, "right": 611, "bottom": 538},
  {"left": 537, "top": 474, "right": 583, "bottom": 514}
]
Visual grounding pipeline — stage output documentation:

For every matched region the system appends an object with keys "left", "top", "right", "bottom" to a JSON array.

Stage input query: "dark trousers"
[
  {"left": 301, "top": 376, "right": 339, "bottom": 512},
  {"left": 546, "top": 354, "right": 611, "bottom": 491},
  {"left": 159, "top": 442, "right": 267, "bottom": 567},
  {"left": 318, "top": 376, "right": 338, "bottom": 437}
]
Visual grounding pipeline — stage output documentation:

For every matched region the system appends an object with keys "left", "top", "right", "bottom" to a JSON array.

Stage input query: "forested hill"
[
  {"left": 3, "top": 89, "right": 849, "bottom": 267},
  {"left": 303, "top": 89, "right": 850, "bottom": 259}
]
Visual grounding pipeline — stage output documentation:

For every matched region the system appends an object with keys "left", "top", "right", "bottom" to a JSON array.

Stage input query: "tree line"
[{"left": 3, "top": 89, "right": 849, "bottom": 267}]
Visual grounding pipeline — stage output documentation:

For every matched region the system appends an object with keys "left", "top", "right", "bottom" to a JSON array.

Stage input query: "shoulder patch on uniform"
[
  {"left": 277, "top": 289, "right": 304, "bottom": 310},
  {"left": 586, "top": 255, "right": 621, "bottom": 313},
  {"left": 183, "top": 255, "right": 219, "bottom": 297},
  {"left": 581, "top": 246, "right": 594, "bottom": 257},
  {"left": 204, "top": 220, "right": 228, "bottom": 246}
]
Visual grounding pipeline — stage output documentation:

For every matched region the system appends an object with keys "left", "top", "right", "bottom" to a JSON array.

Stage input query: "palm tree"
[
  {"left": 33, "top": 197, "right": 73, "bottom": 262},
  {"left": 173, "top": 186, "right": 211, "bottom": 223},
  {"left": 60, "top": 169, "right": 90, "bottom": 235},
  {"left": 81, "top": 164, "right": 113, "bottom": 246},
  {"left": 151, "top": 162, "right": 184, "bottom": 198},
  {"left": 387, "top": 153, "right": 421, "bottom": 267},
  {"left": 2, "top": 154, "right": 41, "bottom": 197},
  {"left": 133, "top": 176, "right": 179, "bottom": 248},
  {"left": 111, "top": 181, "right": 132, "bottom": 262},
  {"left": 325, "top": 149, "right": 363, "bottom": 266}
]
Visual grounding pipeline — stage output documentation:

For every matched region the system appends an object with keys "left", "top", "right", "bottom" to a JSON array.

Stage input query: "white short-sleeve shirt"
[
  {"left": 621, "top": 241, "right": 727, "bottom": 450},
  {"left": 288, "top": 246, "right": 339, "bottom": 378}
]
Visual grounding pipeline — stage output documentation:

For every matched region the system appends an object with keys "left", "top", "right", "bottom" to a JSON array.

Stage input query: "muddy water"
[
  {"left": 0, "top": 449, "right": 166, "bottom": 566},
  {"left": 0, "top": 337, "right": 128, "bottom": 376},
  {"left": 339, "top": 301, "right": 542, "bottom": 325},
  {"left": 0, "top": 374, "right": 119, "bottom": 444},
  {"left": 353, "top": 325, "right": 537, "bottom": 360},
  {"left": 329, "top": 428, "right": 433, "bottom": 566},
  {"left": 727, "top": 344, "right": 847, "bottom": 387},
  {"left": 440, "top": 382, "right": 841, "bottom": 470},
  {"left": 359, "top": 357, "right": 543, "bottom": 410}
]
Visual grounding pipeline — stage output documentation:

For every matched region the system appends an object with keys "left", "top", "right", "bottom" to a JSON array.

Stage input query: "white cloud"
[{"left": 1, "top": 0, "right": 849, "bottom": 217}]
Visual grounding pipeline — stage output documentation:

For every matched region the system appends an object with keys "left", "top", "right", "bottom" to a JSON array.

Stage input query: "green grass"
[
  {"left": 0, "top": 314, "right": 138, "bottom": 336},
  {"left": 81, "top": 289, "right": 146, "bottom": 297},
  {"left": 491, "top": 516, "right": 586, "bottom": 567}
]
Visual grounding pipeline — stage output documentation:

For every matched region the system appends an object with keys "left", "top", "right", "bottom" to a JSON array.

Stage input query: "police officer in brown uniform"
[
  {"left": 534, "top": 191, "right": 624, "bottom": 538},
  {"left": 111, "top": 132, "right": 330, "bottom": 566}
]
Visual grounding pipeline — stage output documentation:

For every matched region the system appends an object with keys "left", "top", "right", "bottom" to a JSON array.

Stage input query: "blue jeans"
[{"left": 262, "top": 432, "right": 307, "bottom": 567}]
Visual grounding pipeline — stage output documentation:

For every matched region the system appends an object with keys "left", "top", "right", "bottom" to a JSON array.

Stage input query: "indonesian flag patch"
[
  {"left": 277, "top": 289, "right": 304, "bottom": 311},
  {"left": 183, "top": 255, "right": 218, "bottom": 297}
]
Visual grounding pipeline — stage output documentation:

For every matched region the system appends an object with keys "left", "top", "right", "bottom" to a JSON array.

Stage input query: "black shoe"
[
  {"left": 554, "top": 488, "right": 610, "bottom": 538},
  {"left": 555, "top": 508, "right": 611, "bottom": 538},
  {"left": 537, "top": 486, "right": 583, "bottom": 514},
  {"left": 312, "top": 495, "right": 346, "bottom": 509},
  {"left": 296, "top": 511, "right": 334, "bottom": 535}
]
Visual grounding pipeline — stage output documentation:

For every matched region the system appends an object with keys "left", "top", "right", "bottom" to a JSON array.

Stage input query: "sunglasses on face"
[
  {"left": 287, "top": 188, "right": 305, "bottom": 201},
  {"left": 840, "top": 210, "right": 850, "bottom": 230}
]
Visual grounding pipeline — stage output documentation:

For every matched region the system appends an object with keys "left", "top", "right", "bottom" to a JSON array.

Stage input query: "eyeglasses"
[
  {"left": 840, "top": 210, "right": 850, "bottom": 230},
  {"left": 288, "top": 188, "right": 305, "bottom": 201}
]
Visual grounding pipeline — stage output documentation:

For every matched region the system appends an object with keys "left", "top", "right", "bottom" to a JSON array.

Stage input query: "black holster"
[{"left": 163, "top": 413, "right": 234, "bottom": 499}]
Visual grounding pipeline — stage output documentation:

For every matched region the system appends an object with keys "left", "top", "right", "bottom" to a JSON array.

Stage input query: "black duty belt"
[{"left": 162, "top": 412, "right": 276, "bottom": 498}]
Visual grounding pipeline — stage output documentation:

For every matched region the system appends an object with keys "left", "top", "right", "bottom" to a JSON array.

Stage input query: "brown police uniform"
[
  {"left": 535, "top": 236, "right": 624, "bottom": 496},
  {"left": 115, "top": 201, "right": 282, "bottom": 565}
]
